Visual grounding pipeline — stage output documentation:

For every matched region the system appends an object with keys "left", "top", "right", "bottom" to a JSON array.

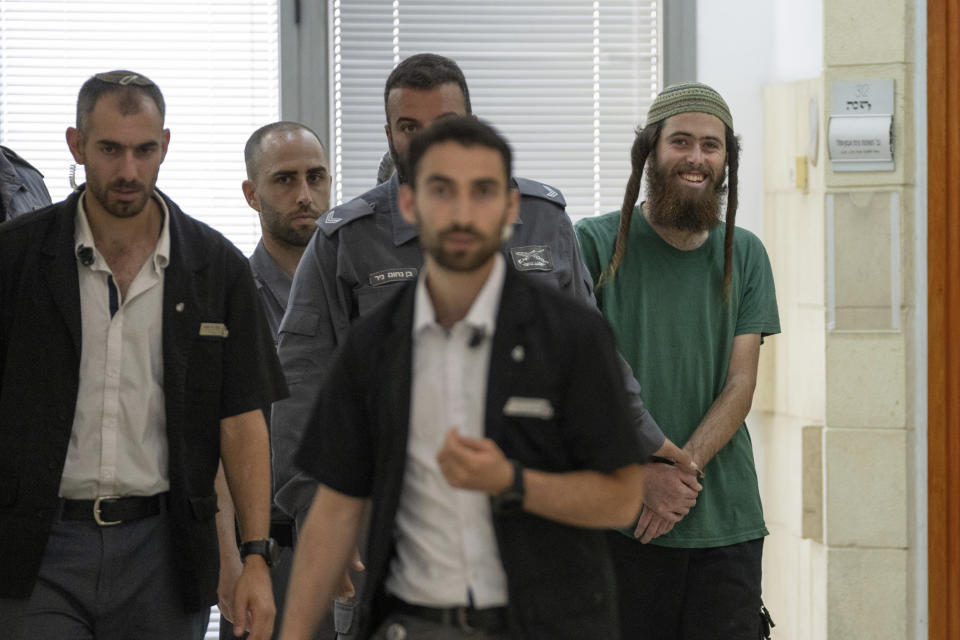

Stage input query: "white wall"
[{"left": 696, "top": 0, "right": 823, "bottom": 235}]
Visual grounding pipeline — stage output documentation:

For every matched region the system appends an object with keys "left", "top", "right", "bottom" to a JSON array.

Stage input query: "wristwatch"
[
  {"left": 239, "top": 538, "right": 278, "bottom": 568},
  {"left": 492, "top": 459, "right": 525, "bottom": 513}
]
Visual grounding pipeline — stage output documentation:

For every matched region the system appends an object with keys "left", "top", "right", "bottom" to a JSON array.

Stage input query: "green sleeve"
[
  {"left": 734, "top": 231, "right": 781, "bottom": 338},
  {"left": 574, "top": 218, "right": 606, "bottom": 306}
]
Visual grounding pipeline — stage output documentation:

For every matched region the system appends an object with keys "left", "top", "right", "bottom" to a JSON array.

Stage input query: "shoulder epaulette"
[
  {"left": 0, "top": 145, "right": 44, "bottom": 175},
  {"left": 318, "top": 195, "right": 376, "bottom": 237},
  {"left": 514, "top": 177, "right": 566, "bottom": 208}
]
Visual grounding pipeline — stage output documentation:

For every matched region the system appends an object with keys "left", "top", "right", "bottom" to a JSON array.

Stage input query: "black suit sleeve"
[
  {"left": 294, "top": 334, "right": 376, "bottom": 499},
  {"left": 219, "top": 257, "right": 288, "bottom": 419},
  {"left": 558, "top": 309, "right": 644, "bottom": 473}
]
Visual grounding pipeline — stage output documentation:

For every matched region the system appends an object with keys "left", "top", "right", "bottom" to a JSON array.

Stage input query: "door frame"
[{"left": 927, "top": 0, "right": 960, "bottom": 637}]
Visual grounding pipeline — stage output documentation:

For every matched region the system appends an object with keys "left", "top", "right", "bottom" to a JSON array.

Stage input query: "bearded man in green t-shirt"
[{"left": 575, "top": 82, "right": 780, "bottom": 639}]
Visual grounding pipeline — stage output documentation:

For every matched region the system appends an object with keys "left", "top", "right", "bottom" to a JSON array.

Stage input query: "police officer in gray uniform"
[
  {"left": 0, "top": 144, "right": 52, "bottom": 223},
  {"left": 217, "top": 121, "right": 335, "bottom": 640},
  {"left": 272, "top": 53, "right": 699, "bottom": 636}
]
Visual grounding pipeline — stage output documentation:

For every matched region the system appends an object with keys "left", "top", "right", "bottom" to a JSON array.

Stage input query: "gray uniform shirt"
[
  {"left": 272, "top": 174, "right": 664, "bottom": 521},
  {"left": 249, "top": 239, "right": 292, "bottom": 345},
  {"left": 249, "top": 240, "right": 301, "bottom": 530},
  {"left": 0, "top": 145, "right": 52, "bottom": 223}
]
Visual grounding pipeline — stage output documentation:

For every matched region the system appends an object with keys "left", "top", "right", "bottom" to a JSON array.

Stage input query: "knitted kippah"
[{"left": 645, "top": 81, "right": 733, "bottom": 131}]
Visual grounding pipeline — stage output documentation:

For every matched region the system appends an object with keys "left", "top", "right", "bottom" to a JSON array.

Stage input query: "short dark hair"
[
  {"left": 76, "top": 70, "right": 165, "bottom": 133},
  {"left": 244, "top": 121, "right": 326, "bottom": 180},
  {"left": 383, "top": 53, "right": 472, "bottom": 122},
  {"left": 406, "top": 116, "right": 511, "bottom": 187}
]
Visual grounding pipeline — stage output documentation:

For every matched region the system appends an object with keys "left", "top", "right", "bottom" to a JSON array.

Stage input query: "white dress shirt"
[
  {"left": 385, "top": 253, "right": 510, "bottom": 608},
  {"left": 58, "top": 193, "right": 171, "bottom": 499}
]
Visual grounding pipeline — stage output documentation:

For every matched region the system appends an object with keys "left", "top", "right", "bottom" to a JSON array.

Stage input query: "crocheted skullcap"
[{"left": 645, "top": 81, "right": 733, "bottom": 131}]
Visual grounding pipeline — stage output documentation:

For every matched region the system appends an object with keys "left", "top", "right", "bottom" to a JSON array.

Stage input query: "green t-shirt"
[{"left": 575, "top": 207, "right": 780, "bottom": 548}]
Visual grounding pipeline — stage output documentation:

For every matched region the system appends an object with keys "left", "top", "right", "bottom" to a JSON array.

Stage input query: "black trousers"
[
  {"left": 0, "top": 505, "right": 209, "bottom": 640},
  {"left": 606, "top": 532, "right": 764, "bottom": 640}
]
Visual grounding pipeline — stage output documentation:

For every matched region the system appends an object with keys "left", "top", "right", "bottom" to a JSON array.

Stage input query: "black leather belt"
[
  {"left": 390, "top": 597, "right": 508, "bottom": 634},
  {"left": 61, "top": 494, "right": 164, "bottom": 526},
  {"left": 270, "top": 519, "right": 295, "bottom": 548}
]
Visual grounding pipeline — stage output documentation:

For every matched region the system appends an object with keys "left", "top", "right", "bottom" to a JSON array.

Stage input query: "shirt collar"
[
  {"left": 74, "top": 190, "right": 171, "bottom": 272},
  {"left": 413, "top": 252, "right": 506, "bottom": 338}
]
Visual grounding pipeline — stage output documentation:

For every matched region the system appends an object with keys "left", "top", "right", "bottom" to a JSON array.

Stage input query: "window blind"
[
  {"left": 0, "top": 0, "right": 280, "bottom": 256},
  {"left": 332, "top": 0, "right": 661, "bottom": 221}
]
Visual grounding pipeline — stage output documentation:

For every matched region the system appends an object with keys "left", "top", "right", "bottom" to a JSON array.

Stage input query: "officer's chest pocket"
[
  {"left": 186, "top": 336, "right": 224, "bottom": 393},
  {"left": 500, "top": 397, "right": 572, "bottom": 471},
  {"left": 356, "top": 284, "right": 405, "bottom": 317},
  {"left": 516, "top": 268, "right": 566, "bottom": 291}
]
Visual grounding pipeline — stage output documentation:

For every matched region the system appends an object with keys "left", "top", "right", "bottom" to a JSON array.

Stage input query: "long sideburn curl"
[
  {"left": 598, "top": 122, "right": 661, "bottom": 287},
  {"left": 722, "top": 127, "right": 741, "bottom": 301}
]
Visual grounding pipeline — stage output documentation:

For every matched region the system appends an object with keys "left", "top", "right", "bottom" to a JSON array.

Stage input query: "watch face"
[
  {"left": 266, "top": 538, "right": 278, "bottom": 564},
  {"left": 242, "top": 538, "right": 278, "bottom": 567},
  {"left": 492, "top": 490, "right": 524, "bottom": 514}
]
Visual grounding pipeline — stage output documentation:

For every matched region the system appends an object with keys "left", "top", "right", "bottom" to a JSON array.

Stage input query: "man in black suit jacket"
[
  {"left": 279, "top": 117, "right": 645, "bottom": 640},
  {"left": 0, "top": 70, "right": 285, "bottom": 640}
]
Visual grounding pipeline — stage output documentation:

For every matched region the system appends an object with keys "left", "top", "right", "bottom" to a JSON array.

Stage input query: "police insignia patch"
[{"left": 509, "top": 245, "right": 553, "bottom": 272}]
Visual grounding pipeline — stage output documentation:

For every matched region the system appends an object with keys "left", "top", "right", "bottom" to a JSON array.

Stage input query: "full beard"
[
  {"left": 388, "top": 138, "right": 409, "bottom": 185},
  {"left": 425, "top": 224, "right": 501, "bottom": 273},
  {"left": 87, "top": 178, "right": 152, "bottom": 219},
  {"left": 645, "top": 154, "right": 727, "bottom": 233},
  {"left": 263, "top": 202, "right": 319, "bottom": 248}
]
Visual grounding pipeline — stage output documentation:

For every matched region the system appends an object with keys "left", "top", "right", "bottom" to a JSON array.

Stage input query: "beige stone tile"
[
  {"left": 824, "top": 0, "right": 909, "bottom": 65},
  {"left": 751, "top": 412, "right": 804, "bottom": 534},
  {"left": 900, "top": 307, "right": 922, "bottom": 425},
  {"left": 810, "top": 542, "right": 829, "bottom": 640},
  {"left": 831, "top": 190, "right": 893, "bottom": 311},
  {"left": 898, "top": 186, "right": 915, "bottom": 304},
  {"left": 758, "top": 195, "right": 787, "bottom": 414},
  {"left": 826, "top": 547, "right": 907, "bottom": 639},
  {"left": 792, "top": 194, "right": 825, "bottom": 308},
  {"left": 790, "top": 305, "right": 826, "bottom": 421},
  {"left": 834, "top": 306, "right": 896, "bottom": 330},
  {"left": 759, "top": 193, "right": 827, "bottom": 421},
  {"left": 755, "top": 333, "right": 777, "bottom": 414},
  {"left": 802, "top": 425, "right": 824, "bottom": 542},
  {"left": 773, "top": 319, "right": 791, "bottom": 414},
  {"left": 825, "top": 331, "right": 905, "bottom": 428},
  {"left": 824, "top": 428, "right": 907, "bottom": 547},
  {"left": 762, "top": 530, "right": 829, "bottom": 640},
  {"left": 762, "top": 526, "right": 802, "bottom": 640}
]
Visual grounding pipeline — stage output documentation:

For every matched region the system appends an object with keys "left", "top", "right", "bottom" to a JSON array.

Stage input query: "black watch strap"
[
  {"left": 493, "top": 459, "right": 525, "bottom": 513},
  {"left": 239, "top": 538, "right": 277, "bottom": 568}
]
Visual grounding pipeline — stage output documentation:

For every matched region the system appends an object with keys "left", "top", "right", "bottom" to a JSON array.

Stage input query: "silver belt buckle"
[{"left": 93, "top": 496, "right": 122, "bottom": 526}]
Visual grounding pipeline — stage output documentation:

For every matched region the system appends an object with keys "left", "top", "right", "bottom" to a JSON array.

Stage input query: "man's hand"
[
  {"left": 217, "top": 542, "right": 244, "bottom": 623},
  {"left": 669, "top": 447, "right": 703, "bottom": 479},
  {"left": 641, "top": 461, "right": 701, "bottom": 521},
  {"left": 231, "top": 557, "right": 276, "bottom": 639},
  {"left": 633, "top": 505, "right": 677, "bottom": 543},
  {"left": 436, "top": 429, "right": 513, "bottom": 495},
  {"left": 334, "top": 548, "right": 365, "bottom": 602},
  {"left": 653, "top": 439, "right": 703, "bottom": 479},
  {"left": 215, "top": 461, "right": 243, "bottom": 623}
]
